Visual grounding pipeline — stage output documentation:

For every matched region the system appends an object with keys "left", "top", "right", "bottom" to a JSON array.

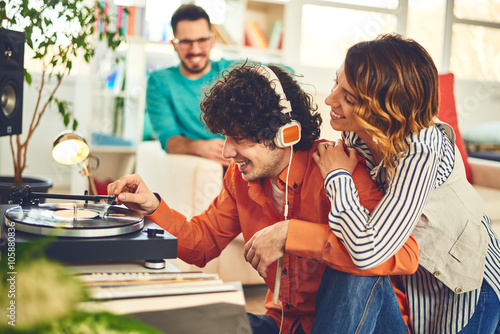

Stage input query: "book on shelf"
[
  {"left": 96, "top": 1, "right": 109, "bottom": 34},
  {"left": 268, "top": 20, "right": 284, "bottom": 50},
  {"left": 77, "top": 271, "right": 237, "bottom": 300},
  {"left": 244, "top": 21, "right": 269, "bottom": 49},
  {"left": 212, "top": 24, "right": 236, "bottom": 46},
  {"left": 124, "top": 5, "right": 146, "bottom": 38},
  {"left": 134, "top": 7, "right": 146, "bottom": 38},
  {"left": 94, "top": 2, "right": 146, "bottom": 38},
  {"left": 116, "top": 5, "right": 125, "bottom": 35},
  {"left": 126, "top": 6, "right": 135, "bottom": 36}
]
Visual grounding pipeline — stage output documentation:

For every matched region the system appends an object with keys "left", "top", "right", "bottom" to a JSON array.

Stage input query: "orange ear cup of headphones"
[
  {"left": 256, "top": 66, "right": 302, "bottom": 148},
  {"left": 274, "top": 120, "right": 301, "bottom": 148}
]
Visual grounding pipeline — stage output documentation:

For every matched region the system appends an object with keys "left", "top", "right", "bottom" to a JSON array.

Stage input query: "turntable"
[{"left": 1, "top": 186, "right": 177, "bottom": 267}]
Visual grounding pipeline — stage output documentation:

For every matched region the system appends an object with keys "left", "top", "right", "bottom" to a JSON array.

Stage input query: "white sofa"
[{"left": 135, "top": 140, "right": 264, "bottom": 285}]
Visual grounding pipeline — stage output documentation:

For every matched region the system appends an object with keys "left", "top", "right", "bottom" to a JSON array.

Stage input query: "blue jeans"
[
  {"left": 247, "top": 313, "right": 305, "bottom": 334},
  {"left": 311, "top": 266, "right": 408, "bottom": 333},
  {"left": 458, "top": 280, "right": 500, "bottom": 334},
  {"left": 248, "top": 266, "right": 407, "bottom": 333}
]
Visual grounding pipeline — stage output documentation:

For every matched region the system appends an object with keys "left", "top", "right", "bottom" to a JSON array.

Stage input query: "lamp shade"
[{"left": 52, "top": 131, "right": 90, "bottom": 165}]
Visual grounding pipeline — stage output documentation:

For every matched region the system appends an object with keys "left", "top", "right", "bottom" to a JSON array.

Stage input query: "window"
[
  {"left": 300, "top": 2, "right": 399, "bottom": 69},
  {"left": 455, "top": 0, "right": 500, "bottom": 23},
  {"left": 300, "top": 4, "right": 397, "bottom": 68},
  {"left": 407, "top": 0, "right": 446, "bottom": 71},
  {"left": 450, "top": 24, "right": 500, "bottom": 81},
  {"left": 299, "top": 0, "right": 500, "bottom": 81},
  {"left": 446, "top": 0, "right": 500, "bottom": 81}
]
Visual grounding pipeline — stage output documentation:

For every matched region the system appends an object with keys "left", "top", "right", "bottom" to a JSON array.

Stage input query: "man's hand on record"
[{"left": 107, "top": 174, "right": 160, "bottom": 216}]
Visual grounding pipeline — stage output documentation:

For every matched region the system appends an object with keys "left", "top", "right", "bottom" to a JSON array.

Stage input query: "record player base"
[{"left": 1, "top": 204, "right": 177, "bottom": 263}]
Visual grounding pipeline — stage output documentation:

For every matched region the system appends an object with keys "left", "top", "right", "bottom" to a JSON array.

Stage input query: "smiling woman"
[{"left": 316, "top": 33, "right": 500, "bottom": 334}]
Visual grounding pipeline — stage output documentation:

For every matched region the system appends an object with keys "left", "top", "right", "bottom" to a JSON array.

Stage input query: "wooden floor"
[{"left": 243, "top": 284, "right": 268, "bottom": 314}]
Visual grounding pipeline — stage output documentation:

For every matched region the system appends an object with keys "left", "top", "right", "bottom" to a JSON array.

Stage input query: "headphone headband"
[
  {"left": 255, "top": 66, "right": 292, "bottom": 115},
  {"left": 255, "top": 65, "right": 301, "bottom": 148}
]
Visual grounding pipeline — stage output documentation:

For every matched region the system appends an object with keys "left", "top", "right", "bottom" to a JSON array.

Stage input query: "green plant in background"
[
  {"left": 0, "top": 242, "right": 162, "bottom": 334},
  {"left": 0, "top": 256, "right": 86, "bottom": 331},
  {"left": 0, "top": 0, "right": 126, "bottom": 185}
]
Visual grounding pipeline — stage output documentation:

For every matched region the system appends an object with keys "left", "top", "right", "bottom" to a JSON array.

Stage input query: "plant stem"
[{"left": 11, "top": 66, "right": 67, "bottom": 184}]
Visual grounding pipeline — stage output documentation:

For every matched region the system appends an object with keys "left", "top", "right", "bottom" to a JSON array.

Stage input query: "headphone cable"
[{"left": 273, "top": 145, "right": 294, "bottom": 334}]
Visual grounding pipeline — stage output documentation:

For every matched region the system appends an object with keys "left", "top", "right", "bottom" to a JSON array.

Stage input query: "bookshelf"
[
  {"left": 80, "top": 36, "right": 146, "bottom": 193},
  {"left": 210, "top": 0, "right": 287, "bottom": 59},
  {"left": 244, "top": 0, "right": 285, "bottom": 50}
]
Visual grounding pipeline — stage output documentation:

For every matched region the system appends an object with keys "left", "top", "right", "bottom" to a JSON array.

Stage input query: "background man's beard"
[{"left": 181, "top": 58, "right": 209, "bottom": 74}]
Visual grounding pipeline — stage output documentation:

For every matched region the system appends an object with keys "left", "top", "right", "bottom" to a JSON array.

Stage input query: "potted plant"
[{"left": 0, "top": 0, "right": 125, "bottom": 202}]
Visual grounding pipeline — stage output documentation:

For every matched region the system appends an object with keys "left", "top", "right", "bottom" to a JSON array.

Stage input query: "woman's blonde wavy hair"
[{"left": 344, "top": 33, "right": 439, "bottom": 175}]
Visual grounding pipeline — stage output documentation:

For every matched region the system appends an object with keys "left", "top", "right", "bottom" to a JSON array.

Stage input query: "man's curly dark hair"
[{"left": 200, "top": 63, "right": 322, "bottom": 151}]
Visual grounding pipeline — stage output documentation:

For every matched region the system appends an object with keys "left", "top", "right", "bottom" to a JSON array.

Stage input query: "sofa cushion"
[
  {"left": 463, "top": 121, "right": 500, "bottom": 147},
  {"left": 463, "top": 121, "right": 500, "bottom": 163},
  {"left": 437, "top": 73, "right": 473, "bottom": 183}
]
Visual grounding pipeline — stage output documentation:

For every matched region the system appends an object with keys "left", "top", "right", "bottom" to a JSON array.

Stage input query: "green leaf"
[
  {"left": 24, "top": 70, "right": 32, "bottom": 85},
  {"left": 57, "top": 101, "right": 65, "bottom": 115},
  {"left": 63, "top": 113, "right": 70, "bottom": 127}
]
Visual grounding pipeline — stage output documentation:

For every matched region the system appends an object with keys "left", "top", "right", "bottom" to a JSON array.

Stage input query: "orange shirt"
[{"left": 148, "top": 140, "right": 418, "bottom": 333}]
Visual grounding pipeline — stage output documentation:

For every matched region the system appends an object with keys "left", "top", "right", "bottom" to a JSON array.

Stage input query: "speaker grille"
[
  {"left": 1, "top": 81, "right": 18, "bottom": 117},
  {"left": 0, "top": 28, "right": 25, "bottom": 136}
]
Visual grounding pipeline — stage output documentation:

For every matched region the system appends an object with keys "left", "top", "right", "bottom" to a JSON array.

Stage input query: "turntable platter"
[
  {"left": 5, "top": 203, "right": 144, "bottom": 238},
  {"left": 53, "top": 208, "right": 100, "bottom": 220}
]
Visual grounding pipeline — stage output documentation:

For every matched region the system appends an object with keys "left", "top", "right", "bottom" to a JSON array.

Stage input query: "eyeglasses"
[{"left": 172, "top": 34, "right": 214, "bottom": 50}]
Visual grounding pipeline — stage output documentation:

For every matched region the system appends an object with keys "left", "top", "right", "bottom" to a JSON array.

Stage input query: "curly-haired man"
[{"left": 109, "top": 64, "right": 418, "bottom": 333}]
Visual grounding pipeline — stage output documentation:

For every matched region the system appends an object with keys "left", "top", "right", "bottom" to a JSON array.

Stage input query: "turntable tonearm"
[{"left": 1, "top": 186, "right": 177, "bottom": 267}]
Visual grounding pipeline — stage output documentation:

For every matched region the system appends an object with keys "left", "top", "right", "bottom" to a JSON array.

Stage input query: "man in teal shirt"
[{"left": 145, "top": 4, "right": 236, "bottom": 166}]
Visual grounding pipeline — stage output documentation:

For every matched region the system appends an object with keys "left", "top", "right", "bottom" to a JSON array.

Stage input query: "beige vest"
[{"left": 412, "top": 122, "right": 488, "bottom": 293}]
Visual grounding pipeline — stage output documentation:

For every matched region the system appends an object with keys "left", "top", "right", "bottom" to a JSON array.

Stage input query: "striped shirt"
[{"left": 324, "top": 124, "right": 500, "bottom": 334}]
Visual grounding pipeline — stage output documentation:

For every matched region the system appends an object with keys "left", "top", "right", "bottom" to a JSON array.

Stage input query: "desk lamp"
[{"left": 52, "top": 131, "right": 97, "bottom": 195}]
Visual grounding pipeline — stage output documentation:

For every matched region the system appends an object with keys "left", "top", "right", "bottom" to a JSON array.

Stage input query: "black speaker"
[{"left": 0, "top": 28, "right": 25, "bottom": 137}]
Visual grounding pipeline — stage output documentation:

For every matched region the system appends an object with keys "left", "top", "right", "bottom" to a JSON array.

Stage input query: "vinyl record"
[{"left": 4, "top": 203, "right": 144, "bottom": 238}]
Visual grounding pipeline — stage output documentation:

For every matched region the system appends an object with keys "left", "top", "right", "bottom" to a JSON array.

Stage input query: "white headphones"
[
  {"left": 255, "top": 66, "right": 301, "bottom": 148},
  {"left": 256, "top": 66, "right": 301, "bottom": 311}
]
